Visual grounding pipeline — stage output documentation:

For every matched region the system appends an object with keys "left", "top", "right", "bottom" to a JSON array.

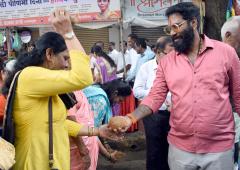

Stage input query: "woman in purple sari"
[
  {"left": 91, "top": 45, "right": 117, "bottom": 83},
  {"left": 91, "top": 45, "right": 120, "bottom": 116}
]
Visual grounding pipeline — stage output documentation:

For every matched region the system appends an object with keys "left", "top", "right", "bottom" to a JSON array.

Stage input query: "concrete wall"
[
  {"left": 109, "top": 26, "right": 120, "bottom": 50},
  {"left": 108, "top": 26, "right": 131, "bottom": 50}
]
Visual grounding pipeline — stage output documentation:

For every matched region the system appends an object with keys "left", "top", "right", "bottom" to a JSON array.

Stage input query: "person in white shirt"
[
  {"left": 145, "top": 38, "right": 152, "bottom": 51},
  {"left": 108, "top": 42, "right": 124, "bottom": 78},
  {"left": 126, "top": 38, "right": 155, "bottom": 82},
  {"left": 115, "top": 35, "right": 139, "bottom": 83},
  {"left": 133, "top": 36, "right": 174, "bottom": 170},
  {"left": 125, "top": 34, "right": 140, "bottom": 85},
  {"left": 108, "top": 42, "right": 119, "bottom": 65},
  {"left": 116, "top": 41, "right": 130, "bottom": 78}
]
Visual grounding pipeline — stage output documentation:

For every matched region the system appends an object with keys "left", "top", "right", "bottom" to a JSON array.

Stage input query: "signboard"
[
  {"left": 124, "top": 0, "right": 192, "bottom": 21},
  {"left": 0, "top": 0, "right": 121, "bottom": 27}
]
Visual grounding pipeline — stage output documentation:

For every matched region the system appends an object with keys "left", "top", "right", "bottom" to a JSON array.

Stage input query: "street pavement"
[{"left": 97, "top": 131, "right": 146, "bottom": 170}]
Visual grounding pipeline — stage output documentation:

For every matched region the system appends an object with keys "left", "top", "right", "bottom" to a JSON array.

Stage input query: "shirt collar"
[{"left": 201, "top": 34, "right": 214, "bottom": 52}]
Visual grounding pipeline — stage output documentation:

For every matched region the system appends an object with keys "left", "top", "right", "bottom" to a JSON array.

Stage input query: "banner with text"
[
  {"left": 0, "top": 0, "right": 120, "bottom": 27},
  {"left": 124, "top": 0, "right": 192, "bottom": 21}
]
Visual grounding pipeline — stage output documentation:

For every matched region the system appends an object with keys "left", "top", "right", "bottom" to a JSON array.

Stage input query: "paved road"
[
  {"left": 97, "top": 131, "right": 146, "bottom": 170},
  {"left": 97, "top": 150, "right": 146, "bottom": 170}
]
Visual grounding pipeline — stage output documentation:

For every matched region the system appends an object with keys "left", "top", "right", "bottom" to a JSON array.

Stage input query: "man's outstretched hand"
[{"left": 108, "top": 116, "right": 132, "bottom": 133}]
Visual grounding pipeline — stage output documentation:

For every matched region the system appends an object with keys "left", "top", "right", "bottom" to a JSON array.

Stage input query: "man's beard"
[{"left": 172, "top": 25, "right": 195, "bottom": 54}]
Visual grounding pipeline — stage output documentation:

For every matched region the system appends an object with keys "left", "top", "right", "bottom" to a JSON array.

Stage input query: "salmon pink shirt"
[{"left": 142, "top": 35, "right": 240, "bottom": 153}]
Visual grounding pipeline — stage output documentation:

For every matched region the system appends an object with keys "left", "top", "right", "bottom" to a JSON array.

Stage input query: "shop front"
[{"left": 0, "top": 0, "right": 121, "bottom": 56}]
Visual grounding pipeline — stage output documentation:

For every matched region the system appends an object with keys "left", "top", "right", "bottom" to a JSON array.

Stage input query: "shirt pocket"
[{"left": 200, "top": 69, "right": 228, "bottom": 91}]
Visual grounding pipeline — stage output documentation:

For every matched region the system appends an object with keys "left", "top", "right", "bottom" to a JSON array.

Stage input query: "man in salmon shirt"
[{"left": 110, "top": 2, "right": 240, "bottom": 170}]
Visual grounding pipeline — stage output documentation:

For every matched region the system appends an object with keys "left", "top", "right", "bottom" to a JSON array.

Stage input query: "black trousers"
[
  {"left": 234, "top": 142, "right": 239, "bottom": 164},
  {"left": 143, "top": 110, "right": 170, "bottom": 170}
]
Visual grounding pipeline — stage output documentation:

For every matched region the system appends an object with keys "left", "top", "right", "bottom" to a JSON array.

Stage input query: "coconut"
[{"left": 108, "top": 116, "right": 128, "bottom": 130}]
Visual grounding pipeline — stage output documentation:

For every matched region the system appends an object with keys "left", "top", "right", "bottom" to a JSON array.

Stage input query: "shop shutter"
[
  {"left": 31, "top": 28, "right": 40, "bottom": 42},
  {"left": 74, "top": 27, "right": 109, "bottom": 54},
  {"left": 131, "top": 26, "right": 166, "bottom": 46}
]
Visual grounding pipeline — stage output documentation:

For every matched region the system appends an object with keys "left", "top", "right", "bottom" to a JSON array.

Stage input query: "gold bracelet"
[
  {"left": 91, "top": 127, "right": 94, "bottom": 136},
  {"left": 87, "top": 126, "right": 90, "bottom": 136},
  {"left": 89, "top": 127, "right": 92, "bottom": 136},
  {"left": 97, "top": 127, "right": 100, "bottom": 136}
]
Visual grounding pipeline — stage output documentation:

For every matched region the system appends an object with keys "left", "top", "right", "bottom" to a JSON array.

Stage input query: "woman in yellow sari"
[{"left": 3, "top": 9, "right": 120, "bottom": 170}]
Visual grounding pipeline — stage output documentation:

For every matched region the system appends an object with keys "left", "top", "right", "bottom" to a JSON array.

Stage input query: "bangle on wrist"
[
  {"left": 126, "top": 113, "right": 138, "bottom": 124},
  {"left": 96, "top": 127, "right": 100, "bottom": 136},
  {"left": 87, "top": 126, "right": 90, "bottom": 136},
  {"left": 88, "top": 126, "right": 94, "bottom": 136},
  {"left": 91, "top": 127, "right": 94, "bottom": 136}
]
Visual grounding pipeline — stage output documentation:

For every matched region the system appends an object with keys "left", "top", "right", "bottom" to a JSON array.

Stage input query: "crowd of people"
[{"left": 1, "top": 2, "right": 240, "bottom": 170}]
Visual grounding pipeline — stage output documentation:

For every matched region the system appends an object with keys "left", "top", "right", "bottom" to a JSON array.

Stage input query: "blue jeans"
[{"left": 143, "top": 110, "right": 170, "bottom": 170}]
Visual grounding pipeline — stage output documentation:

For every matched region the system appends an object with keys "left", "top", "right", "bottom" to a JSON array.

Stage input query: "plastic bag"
[{"left": 12, "top": 32, "right": 22, "bottom": 51}]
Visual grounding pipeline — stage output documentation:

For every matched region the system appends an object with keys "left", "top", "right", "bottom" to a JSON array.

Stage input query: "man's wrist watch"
[{"left": 64, "top": 31, "right": 75, "bottom": 40}]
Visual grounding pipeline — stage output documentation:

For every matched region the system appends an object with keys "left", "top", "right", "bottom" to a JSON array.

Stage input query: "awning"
[
  {"left": 74, "top": 21, "right": 118, "bottom": 29},
  {"left": 123, "top": 17, "right": 167, "bottom": 29}
]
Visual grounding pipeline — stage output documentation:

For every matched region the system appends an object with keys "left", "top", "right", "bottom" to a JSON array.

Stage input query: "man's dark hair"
[
  {"left": 94, "top": 41, "right": 104, "bottom": 49},
  {"left": 109, "top": 42, "right": 115, "bottom": 46},
  {"left": 155, "top": 36, "right": 173, "bottom": 52},
  {"left": 128, "top": 34, "right": 138, "bottom": 42},
  {"left": 166, "top": 2, "right": 200, "bottom": 30},
  {"left": 135, "top": 38, "right": 147, "bottom": 49},
  {"left": 120, "top": 41, "right": 127, "bottom": 46}
]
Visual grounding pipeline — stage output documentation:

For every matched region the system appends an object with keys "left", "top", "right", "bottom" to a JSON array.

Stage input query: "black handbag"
[
  {"left": 2, "top": 71, "right": 21, "bottom": 144},
  {"left": 2, "top": 71, "right": 59, "bottom": 170},
  {"left": 58, "top": 93, "right": 77, "bottom": 110}
]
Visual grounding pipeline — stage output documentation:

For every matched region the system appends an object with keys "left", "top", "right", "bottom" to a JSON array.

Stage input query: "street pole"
[
  {"left": 119, "top": 20, "right": 126, "bottom": 78},
  {"left": 120, "top": 0, "right": 126, "bottom": 80},
  {"left": 6, "top": 27, "right": 11, "bottom": 58}
]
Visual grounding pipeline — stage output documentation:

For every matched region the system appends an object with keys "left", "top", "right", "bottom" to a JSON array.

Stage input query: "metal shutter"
[
  {"left": 74, "top": 27, "right": 109, "bottom": 54},
  {"left": 31, "top": 28, "right": 40, "bottom": 42},
  {"left": 131, "top": 26, "right": 166, "bottom": 46}
]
